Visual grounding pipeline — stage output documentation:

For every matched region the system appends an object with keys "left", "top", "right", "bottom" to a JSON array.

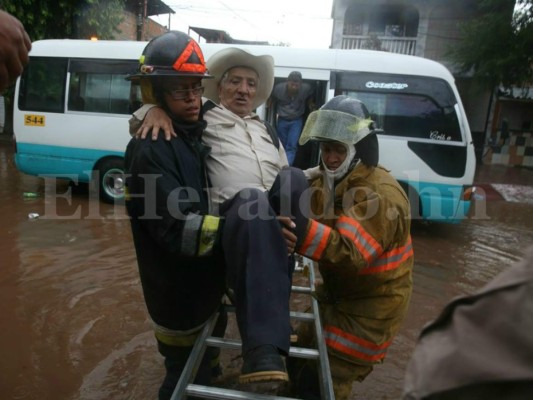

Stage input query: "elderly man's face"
[{"left": 218, "top": 66, "right": 259, "bottom": 117}]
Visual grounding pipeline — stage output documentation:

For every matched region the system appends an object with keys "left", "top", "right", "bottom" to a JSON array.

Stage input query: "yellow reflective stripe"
[
  {"left": 198, "top": 215, "right": 220, "bottom": 256},
  {"left": 155, "top": 330, "right": 199, "bottom": 347},
  {"left": 210, "top": 352, "right": 220, "bottom": 368},
  {"left": 124, "top": 185, "right": 131, "bottom": 201}
]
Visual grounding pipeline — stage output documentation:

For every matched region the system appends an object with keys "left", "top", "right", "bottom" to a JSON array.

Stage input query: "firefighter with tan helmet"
[{"left": 290, "top": 95, "right": 414, "bottom": 400}]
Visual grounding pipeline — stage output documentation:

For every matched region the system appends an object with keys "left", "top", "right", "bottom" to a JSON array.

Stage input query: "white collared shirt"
[{"left": 203, "top": 103, "right": 289, "bottom": 213}]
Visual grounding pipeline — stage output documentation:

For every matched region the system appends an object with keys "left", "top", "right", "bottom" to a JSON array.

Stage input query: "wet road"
[{"left": 1, "top": 139, "right": 533, "bottom": 400}]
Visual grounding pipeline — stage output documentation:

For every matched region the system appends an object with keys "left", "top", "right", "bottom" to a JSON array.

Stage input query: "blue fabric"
[
  {"left": 219, "top": 168, "right": 309, "bottom": 355},
  {"left": 277, "top": 117, "right": 303, "bottom": 165}
]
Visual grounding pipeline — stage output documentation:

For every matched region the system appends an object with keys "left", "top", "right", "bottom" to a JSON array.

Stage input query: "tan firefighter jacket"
[{"left": 297, "top": 163, "right": 414, "bottom": 366}]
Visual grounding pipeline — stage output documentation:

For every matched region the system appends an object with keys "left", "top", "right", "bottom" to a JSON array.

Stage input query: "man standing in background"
[{"left": 269, "top": 71, "right": 315, "bottom": 165}]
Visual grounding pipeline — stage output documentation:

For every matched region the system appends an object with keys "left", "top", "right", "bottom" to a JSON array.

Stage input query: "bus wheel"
[{"left": 97, "top": 158, "right": 125, "bottom": 204}]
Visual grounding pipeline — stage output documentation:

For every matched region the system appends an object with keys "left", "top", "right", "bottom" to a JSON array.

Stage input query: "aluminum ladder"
[{"left": 170, "top": 257, "right": 335, "bottom": 400}]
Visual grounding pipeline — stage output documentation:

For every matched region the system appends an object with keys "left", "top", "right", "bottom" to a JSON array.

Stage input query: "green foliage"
[
  {"left": 448, "top": 0, "right": 533, "bottom": 92},
  {"left": 0, "top": 0, "right": 125, "bottom": 40},
  {"left": 75, "top": 0, "right": 125, "bottom": 39}
]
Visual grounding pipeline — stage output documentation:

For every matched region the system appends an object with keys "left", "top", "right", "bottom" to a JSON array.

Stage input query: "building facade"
[
  {"left": 114, "top": 0, "right": 173, "bottom": 41},
  {"left": 330, "top": 0, "right": 533, "bottom": 167}
]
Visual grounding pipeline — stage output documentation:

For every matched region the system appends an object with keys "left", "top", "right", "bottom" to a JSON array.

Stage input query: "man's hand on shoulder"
[
  {"left": 130, "top": 104, "right": 176, "bottom": 141},
  {"left": 134, "top": 105, "right": 176, "bottom": 141}
]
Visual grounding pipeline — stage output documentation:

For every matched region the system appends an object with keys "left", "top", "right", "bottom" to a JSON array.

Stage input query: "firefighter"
[
  {"left": 290, "top": 95, "right": 414, "bottom": 400},
  {"left": 124, "top": 31, "right": 227, "bottom": 399}
]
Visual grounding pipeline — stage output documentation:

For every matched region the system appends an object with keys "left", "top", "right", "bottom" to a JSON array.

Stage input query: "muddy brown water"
[{"left": 1, "top": 140, "right": 533, "bottom": 399}]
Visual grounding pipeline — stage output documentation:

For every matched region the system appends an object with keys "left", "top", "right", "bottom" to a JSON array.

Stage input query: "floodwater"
[{"left": 1, "top": 139, "right": 533, "bottom": 400}]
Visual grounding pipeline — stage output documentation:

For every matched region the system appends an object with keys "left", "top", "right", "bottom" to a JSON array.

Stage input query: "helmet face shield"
[{"left": 299, "top": 109, "right": 374, "bottom": 145}]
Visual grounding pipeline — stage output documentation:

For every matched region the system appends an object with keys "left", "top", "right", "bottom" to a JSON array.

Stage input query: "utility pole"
[{"left": 136, "top": 0, "right": 148, "bottom": 41}]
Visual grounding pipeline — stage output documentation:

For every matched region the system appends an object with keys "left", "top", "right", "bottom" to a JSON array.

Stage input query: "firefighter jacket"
[
  {"left": 297, "top": 162, "right": 414, "bottom": 366},
  {"left": 125, "top": 119, "right": 226, "bottom": 341}
]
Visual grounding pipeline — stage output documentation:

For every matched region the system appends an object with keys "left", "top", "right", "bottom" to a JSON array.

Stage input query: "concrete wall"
[{"left": 330, "top": 0, "right": 476, "bottom": 61}]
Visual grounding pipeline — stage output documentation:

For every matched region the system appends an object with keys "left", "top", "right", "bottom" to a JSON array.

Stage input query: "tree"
[
  {"left": 448, "top": 0, "right": 533, "bottom": 93},
  {"left": 0, "top": 0, "right": 125, "bottom": 40},
  {"left": 0, "top": 0, "right": 126, "bottom": 134}
]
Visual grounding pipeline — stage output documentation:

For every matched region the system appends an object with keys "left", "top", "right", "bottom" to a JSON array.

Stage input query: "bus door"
[{"left": 265, "top": 77, "right": 329, "bottom": 169}]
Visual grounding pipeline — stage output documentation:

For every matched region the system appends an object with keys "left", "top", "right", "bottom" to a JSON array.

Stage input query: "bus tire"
[{"left": 96, "top": 158, "right": 125, "bottom": 204}]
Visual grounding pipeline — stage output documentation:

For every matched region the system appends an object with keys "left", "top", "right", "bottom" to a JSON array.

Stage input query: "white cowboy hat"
[{"left": 203, "top": 47, "right": 275, "bottom": 110}]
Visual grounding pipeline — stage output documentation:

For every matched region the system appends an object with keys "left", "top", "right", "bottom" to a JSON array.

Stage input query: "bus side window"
[
  {"left": 19, "top": 57, "right": 67, "bottom": 113},
  {"left": 129, "top": 82, "right": 142, "bottom": 114},
  {"left": 68, "top": 59, "right": 137, "bottom": 115}
]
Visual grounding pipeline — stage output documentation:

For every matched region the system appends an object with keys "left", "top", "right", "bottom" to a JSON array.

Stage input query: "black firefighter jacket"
[{"left": 125, "top": 125, "right": 225, "bottom": 332}]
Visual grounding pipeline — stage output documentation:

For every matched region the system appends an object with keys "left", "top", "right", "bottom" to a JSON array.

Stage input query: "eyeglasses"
[{"left": 166, "top": 86, "right": 205, "bottom": 100}]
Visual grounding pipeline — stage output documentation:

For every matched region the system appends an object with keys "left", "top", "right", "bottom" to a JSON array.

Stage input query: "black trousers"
[{"left": 220, "top": 167, "right": 309, "bottom": 355}]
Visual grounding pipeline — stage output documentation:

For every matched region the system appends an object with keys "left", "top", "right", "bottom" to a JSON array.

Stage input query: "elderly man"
[{"left": 131, "top": 47, "right": 311, "bottom": 390}]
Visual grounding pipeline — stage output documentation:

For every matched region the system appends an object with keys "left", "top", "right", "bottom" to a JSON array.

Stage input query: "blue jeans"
[{"left": 277, "top": 117, "right": 303, "bottom": 165}]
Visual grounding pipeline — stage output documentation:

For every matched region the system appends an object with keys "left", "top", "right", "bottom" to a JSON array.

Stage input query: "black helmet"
[{"left": 127, "top": 31, "right": 212, "bottom": 80}]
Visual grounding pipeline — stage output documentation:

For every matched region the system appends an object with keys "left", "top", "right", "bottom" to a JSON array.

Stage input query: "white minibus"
[{"left": 13, "top": 39, "right": 476, "bottom": 222}]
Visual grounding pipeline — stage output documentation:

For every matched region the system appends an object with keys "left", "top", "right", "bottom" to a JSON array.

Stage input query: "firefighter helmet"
[
  {"left": 127, "top": 31, "right": 212, "bottom": 80},
  {"left": 299, "top": 95, "right": 380, "bottom": 166}
]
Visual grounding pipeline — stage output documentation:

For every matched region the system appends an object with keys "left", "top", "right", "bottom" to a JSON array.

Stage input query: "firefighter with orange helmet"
[{"left": 124, "top": 31, "right": 227, "bottom": 399}]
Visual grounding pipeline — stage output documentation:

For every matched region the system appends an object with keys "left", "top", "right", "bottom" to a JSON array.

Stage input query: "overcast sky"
[{"left": 151, "top": 0, "right": 334, "bottom": 48}]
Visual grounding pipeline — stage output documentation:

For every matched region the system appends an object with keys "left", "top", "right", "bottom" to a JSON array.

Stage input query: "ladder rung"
[
  {"left": 205, "top": 337, "right": 320, "bottom": 360},
  {"left": 172, "top": 257, "right": 335, "bottom": 399},
  {"left": 291, "top": 285, "right": 312, "bottom": 294},
  {"left": 186, "top": 383, "right": 298, "bottom": 400},
  {"left": 221, "top": 305, "right": 315, "bottom": 322},
  {"left": 290, "top": 310, "right": 314, "bottom": 321}
]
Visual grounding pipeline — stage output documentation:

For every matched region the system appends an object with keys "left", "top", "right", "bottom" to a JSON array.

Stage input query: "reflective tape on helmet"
[{"left": 173, "top": 39, "right": 207, "bottom": 74}]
